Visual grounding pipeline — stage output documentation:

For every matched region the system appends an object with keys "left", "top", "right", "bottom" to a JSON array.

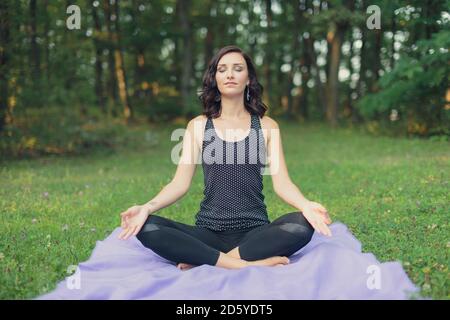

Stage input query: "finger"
[
  {"left": 122, "top": 215, "right": 130, "bottom": 228},
  {"left": 322, "top": 213, "right": 332, "bottom": 225},
  {"left": 124, "top": 226, "right": 137, "bottom": 240},
  {"left": 314, "top": 219, "right": 326, "bottom": 236},
  {"left": 319, "top": 221, "right": 332, "bottom": 236},
  {"left": 122, "top": 226, "right": 133, "bottom": 240},
  {"left": 128, "top": 226, "right": 138, "bottom": 238},
  {"left": 325, "top": 223, "right": 332, "bottom": 236},
  {"left": 121, "top": 226, "right": 134, "bottom": 240},
  {"left": 118, "top": 228, "right": 127, "bottom": 239},
  {"left": 319, "top": 222, "right": 328, "bottom": 236},
  {"left": 132, "top": 225, "right": 142, "bottom": 236},
  {"left": 304, "top": 214, "right": 322, "bottom": 235},
  {"left": 314, "top": 207, "right": 327, "bottom": 216},
  {"left": 319, "top": 221, "right": 330, "bottom": 236},
  {"left": 311, "top": 221, "right": 322, "bottom": 235},
  {"left": 318, "top": 211, "right": 331, "bottom": 224}
]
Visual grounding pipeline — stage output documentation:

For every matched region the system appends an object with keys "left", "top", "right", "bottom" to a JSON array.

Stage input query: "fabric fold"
[{"left": 37, "top": 221, "right": 421, "bottom": 300}]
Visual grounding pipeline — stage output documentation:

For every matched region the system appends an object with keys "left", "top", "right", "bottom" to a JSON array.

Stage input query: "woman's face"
[{"left": 215, "top": 52, "right": 249, "bottom": 98}]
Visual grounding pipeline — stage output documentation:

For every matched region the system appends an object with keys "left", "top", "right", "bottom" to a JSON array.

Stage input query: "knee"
[
  {"left": 278, "top": 212, "right": 315, "bottom": 243},
  {"left": 145, "top": 214, "right": 164, "bottom": 225},
  {"left": 279, "top": 222, "right": 314, "bottom": 243},
  {"left": 283, "top": 212, "right": 314, "bottom": 229},
  {"left": 136, "top": 223, "right": 161, "bottom": 243}
]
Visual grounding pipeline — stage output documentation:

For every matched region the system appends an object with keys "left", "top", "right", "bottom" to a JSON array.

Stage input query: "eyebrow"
[{"left": 217, "top": 63, "right": 244, "bottom": 66}]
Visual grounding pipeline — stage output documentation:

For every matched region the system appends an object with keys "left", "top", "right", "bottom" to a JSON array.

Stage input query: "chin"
[
  {"left": 223, "top": 88, "right": 243, "bottom": 93},
  {"left": 221, "top": 92, "right": 244, "bottom": 98}
]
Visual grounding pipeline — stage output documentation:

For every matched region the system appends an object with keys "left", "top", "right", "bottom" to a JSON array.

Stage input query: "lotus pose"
[{"left": 118, "top": 45, "right": 332, "bottom": 270}]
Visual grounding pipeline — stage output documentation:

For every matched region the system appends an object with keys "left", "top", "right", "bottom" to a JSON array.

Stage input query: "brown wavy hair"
[{"left": 198, "top": 45, "right": 268, "bottom": 118}]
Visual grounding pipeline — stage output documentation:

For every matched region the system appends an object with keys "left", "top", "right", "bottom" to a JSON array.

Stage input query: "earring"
[
  {"left": 246, "top": 86, "right": 250, "bottom": 101},
  {"left": 215, "top": 92, "right": 221, "bottom": 102}
]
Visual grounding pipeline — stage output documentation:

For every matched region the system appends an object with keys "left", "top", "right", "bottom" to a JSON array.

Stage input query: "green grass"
[{"left": 0, "top": 121, "right": 448, "bottom": 299}]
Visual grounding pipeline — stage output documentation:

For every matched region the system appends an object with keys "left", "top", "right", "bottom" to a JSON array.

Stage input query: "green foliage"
[
  {"left": 0, "top": 106, "right": 148, "bottom": 159},
  {"left": 357, "top": 29, "right": 450, "bottom": 136},
  {"left": 1, "top": 0, "right": 449, "bottom": 143}
]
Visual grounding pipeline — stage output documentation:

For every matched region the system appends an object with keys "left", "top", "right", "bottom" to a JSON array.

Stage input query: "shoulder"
[
  {"left": 189, "top": 115, "right": 208, "bottom": 125},
  {"left": 187, "top": 115, "right": 208, "bottom": 130},
  {"left": 259, "top": 115, "right": 280, "bottom": 145},
  {"left": 187, "top": 115, "right": 208, "bottom": 147},
  {"left": 260, "top": 115, "right": 279, "bottom": 130}
]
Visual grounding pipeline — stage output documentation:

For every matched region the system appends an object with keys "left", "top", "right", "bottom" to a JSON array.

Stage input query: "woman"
[{"left": 118, "top": 45, "right": 332, "bottom": 270}]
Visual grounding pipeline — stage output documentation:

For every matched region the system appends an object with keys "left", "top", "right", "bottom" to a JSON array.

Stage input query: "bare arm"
[
  {"left": 265, "top": 118, "right": 309, "bottom": 211},
  {"left": 265, "top": 117, "right": 332, "bottom": 236},
  {"left": 142, "top": 118, "right": 201, "bottom": 215}
]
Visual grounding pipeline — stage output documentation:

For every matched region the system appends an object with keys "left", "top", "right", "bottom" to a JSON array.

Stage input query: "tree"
[{"left": 0, "top": 0, "right": 11, "bottom": 132}]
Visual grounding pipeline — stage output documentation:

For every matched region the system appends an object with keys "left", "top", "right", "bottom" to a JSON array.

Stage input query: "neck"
[{"left": 219, "top": 95, "right": 247, "bottom": 119}]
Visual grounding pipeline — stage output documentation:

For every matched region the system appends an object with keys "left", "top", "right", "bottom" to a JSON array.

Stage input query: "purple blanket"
[{"left": 37, "top": 221, "right": 420, "bottom": 300}]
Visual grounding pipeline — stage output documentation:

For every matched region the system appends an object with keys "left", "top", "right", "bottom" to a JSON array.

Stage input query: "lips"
[{"left": 225, "top": 82, "right": 237, "bottom": 85}]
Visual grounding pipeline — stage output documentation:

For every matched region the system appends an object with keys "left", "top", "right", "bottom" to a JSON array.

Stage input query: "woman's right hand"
[{"left": 118, "top": 204, "right": 150, "bottom": 240}]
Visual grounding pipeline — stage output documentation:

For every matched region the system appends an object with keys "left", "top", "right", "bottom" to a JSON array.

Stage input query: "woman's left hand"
[{"left": 300, "top": 201, "right": 333, "bottom": 237}]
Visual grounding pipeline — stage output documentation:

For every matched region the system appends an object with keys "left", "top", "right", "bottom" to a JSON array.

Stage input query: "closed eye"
[{"left": 218, "top": 68, "right": 243, "bottom": 73}]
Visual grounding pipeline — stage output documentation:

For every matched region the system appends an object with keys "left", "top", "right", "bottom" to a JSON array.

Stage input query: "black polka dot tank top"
[{"left": 195, "top": 113, "right": 270, "bottom": 231}]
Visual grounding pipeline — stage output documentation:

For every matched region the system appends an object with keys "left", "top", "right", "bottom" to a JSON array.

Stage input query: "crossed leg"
[
  {"left": 225, "top": 211, "right": 315, "bottom": 261},
  {"left": 135, "top": 214, "right": 290, "bottom": 270}
]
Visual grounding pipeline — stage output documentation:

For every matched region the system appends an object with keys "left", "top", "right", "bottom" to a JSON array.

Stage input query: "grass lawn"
[{"left": 0, "top": 120, "right": 448, "bottom": 299}]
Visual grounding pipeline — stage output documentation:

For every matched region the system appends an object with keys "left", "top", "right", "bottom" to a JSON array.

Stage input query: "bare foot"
[
  {"left": 248, "top": 256, "right": 290, "bottom": 267},
  {"left": 177, "top": 262, "right": 196, "bottom": 271}
]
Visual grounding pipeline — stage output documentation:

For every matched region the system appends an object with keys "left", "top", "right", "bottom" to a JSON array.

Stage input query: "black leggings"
[{"left": 136, "top": 211, "right": 314, "bottom": 266}]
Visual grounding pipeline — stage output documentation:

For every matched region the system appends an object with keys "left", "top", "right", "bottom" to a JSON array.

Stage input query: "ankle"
[{"left": 245, "top": 260, "right": 256, "bottom": 267}]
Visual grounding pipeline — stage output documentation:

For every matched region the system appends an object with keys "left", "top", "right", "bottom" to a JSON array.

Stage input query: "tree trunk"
[
  {"left": 204, "top": 0, "right": 214, "bottom": 70},
  {"left": 29, "top": 0, "right": 42, "bottom": 107},
  {"left": 29, "top": 0, "right": 40, "bottom": 81},
  {"left": 173, "top": 0, "right": 181, "bottom": 94},
  {"left": 248, "top": 0, "right": 257, "bottom": 59},
  {"left": 263, "top": 0, "right": 273, "bottom": 107},
  {"left": 0, "top": 0, "right": 11, "bottom": 132},
  {"left": 305, "top": 36, "right": 327, "bottom": 118},
  {"left": 326, "top": 25, "right": 344, "bottom": 126},
  {"left": 134, "top": 48, "right": 146, "bottom": 100},
  {"left": 288, "top": 0, "right": 305, "bottom": 120},
  {"left": 390, "top": 11, "right": 396, "bottom": 70},
  {"left": 372, "top": 28, "right": 382, "bottom": 91},
  {"left": 299, "top": 37, "right": 312, "bottom": 120},
  {"left": 43, "top": 0, "right": 50, "bottom": 82},
  {"left": 178, "top": 0, "right": 192, "bottom": 114},
  {"left": 357, "top": 25, "right": 367, "bottom": 99},
  {"left": 91, "top": 0, "right": 105, "bottom": 113},
  {"left": 345, "top": 28, "right": 359, "bottom": 123},
  {"left": 103, "top": 0, "right": 119, "bottom": 114},
  {"left": 113, "top": 0, "right": 132, "bottom": 121}
]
